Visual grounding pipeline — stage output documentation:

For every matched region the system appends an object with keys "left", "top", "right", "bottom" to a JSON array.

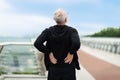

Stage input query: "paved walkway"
[
  {"left": 81, "top": 45, "right": 120, "bottom": 67},
  {"left": 78, "top": 47, "right": 120, "bottom": 80}
]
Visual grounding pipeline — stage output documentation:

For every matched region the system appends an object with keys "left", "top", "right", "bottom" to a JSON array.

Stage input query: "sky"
[{"left": 0, "top": 0, "right": 120, "bottom": 37}]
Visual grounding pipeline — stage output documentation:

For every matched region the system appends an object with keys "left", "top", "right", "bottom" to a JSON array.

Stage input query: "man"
[{"left": 34, "top": 8, "right": 81, "bottom": 80}]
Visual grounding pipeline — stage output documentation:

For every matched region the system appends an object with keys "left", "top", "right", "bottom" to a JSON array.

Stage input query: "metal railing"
[
  {"left": 0, "top": 75, "right": 47, "bottom": 80},
  {"left": 0, "top": 42, "right": 46, "bottom": 76},
  {"left": 81, "top": 37, "right": 120, "bottom": 54}
]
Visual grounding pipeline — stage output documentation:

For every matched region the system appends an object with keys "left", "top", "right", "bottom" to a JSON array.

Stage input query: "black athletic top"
[{"left": 34, "top": 25, "right": 81, "bottom": 70}]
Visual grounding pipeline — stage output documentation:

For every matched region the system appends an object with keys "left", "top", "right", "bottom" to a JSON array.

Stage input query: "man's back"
[{"left": 46, "top": 25, "right": 71, "bottom": 62}]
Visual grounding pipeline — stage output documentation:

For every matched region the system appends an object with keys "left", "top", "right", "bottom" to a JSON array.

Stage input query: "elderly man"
[{"left": 34, "top": 9, "right": 81, "bottom": 80}]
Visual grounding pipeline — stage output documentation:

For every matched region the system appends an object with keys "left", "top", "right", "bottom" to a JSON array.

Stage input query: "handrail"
[
  {"left": 0, "top": 42, "right": 33, "bottom": 46},
  {"left": 0, "top": 75, "right": 47, "bottom": 80},
  {"left": 81, "top": 37, "right": 120, "bottom": 54}
]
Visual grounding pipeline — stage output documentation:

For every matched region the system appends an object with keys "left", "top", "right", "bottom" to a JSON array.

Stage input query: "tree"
[{"left": 89, "top": 27, "right": 120, "bottom": 37}]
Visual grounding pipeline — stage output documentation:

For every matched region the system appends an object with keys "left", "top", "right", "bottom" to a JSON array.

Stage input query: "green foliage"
[
  {"left": 0, "top": 67, "right": 7, "bottom": 75},
  {"left": 90, "top": 27, "right": 120, "bottom": 37}
]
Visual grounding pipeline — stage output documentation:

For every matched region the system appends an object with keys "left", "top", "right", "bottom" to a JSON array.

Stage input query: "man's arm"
[
  {"left": 34, "top": 29, "right": 51, "bottom": 54},
  {"left": 64, "top": 28, "right": 81, "bottom": 64},
  {"left": 69, "top": 28, "right": 81, "bottom": 54}
]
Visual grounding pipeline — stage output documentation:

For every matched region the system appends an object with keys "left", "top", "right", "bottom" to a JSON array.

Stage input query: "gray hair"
[{"left": 54, "top": 8, "right": 67, "bottom": 24}]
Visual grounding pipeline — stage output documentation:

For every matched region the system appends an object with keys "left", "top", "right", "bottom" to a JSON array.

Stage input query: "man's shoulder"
[
  {"left": 43, "top": 26, "right": 54, "bottom": 31},
  {"left": 67, "top": 26, "right": 76, "bottom": 30},
  {"left": 42, "top": 26, "right": 54, "bottom": 35},
  {"left": 66, "top": 26, "right": 78, "bottom": 32},
  {"left": 46, "top": 26, "right": 54, "bottom": 30}
]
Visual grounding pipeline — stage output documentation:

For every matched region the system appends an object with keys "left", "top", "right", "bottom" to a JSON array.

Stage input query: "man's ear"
[{"left": 65, "top": 18, "right": 67, "bottom": 23}]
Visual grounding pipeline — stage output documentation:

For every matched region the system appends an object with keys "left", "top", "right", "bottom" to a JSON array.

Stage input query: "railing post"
[
  {"left": 0, "top": 45, "right": 3, "bottom": 53},
  {"left": 34, "top": 50, "right": 46, "bottom": 76},
  {"left": 113, "top": 43, "right": 118, "bottom": 53}
]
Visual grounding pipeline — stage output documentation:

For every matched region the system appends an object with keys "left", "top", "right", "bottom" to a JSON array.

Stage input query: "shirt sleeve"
[
  {"left": 69, "top": 28, "right": 81, "bottom": 54},
  {"left": 34, "top": 29, "right": 51, "bottom": 54}
]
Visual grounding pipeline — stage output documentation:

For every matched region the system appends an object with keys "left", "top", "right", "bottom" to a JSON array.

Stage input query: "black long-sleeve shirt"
[{"left": 34, "top": 25, "right": 81, "bottom": 70}]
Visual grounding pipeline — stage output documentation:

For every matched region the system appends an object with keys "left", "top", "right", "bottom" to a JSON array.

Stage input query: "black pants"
[{"left": 48, "top": 67, "right": 76, "bottom": 80}]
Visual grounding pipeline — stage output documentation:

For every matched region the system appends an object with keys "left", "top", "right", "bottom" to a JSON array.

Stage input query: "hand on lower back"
[
  {"left": 49, "top": 52, "right": 57, "bottom": 64},
  {"left": 64, "top": 53, "right": 73, "bottom": 64}
]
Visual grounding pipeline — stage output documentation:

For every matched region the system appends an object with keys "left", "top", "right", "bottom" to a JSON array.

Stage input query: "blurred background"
[{"left": 0, "top": 0, "right": 120, "bottom": 80}]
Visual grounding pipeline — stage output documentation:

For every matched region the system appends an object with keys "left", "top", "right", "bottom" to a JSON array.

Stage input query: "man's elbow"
[
  {"left": 76, "top": 41, "right": 81, "bottom": 50},
  {"left": 34, "top": 41, "right": 38, "bottom": 48},
  {"left": 79, "top": 42, "right": 81, "bottom": 49},
  {"left": 73, "top": 41, "right": 80, "bottom": 51}
]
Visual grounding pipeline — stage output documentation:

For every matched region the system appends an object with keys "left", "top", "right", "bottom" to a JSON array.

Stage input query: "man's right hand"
[
  {"left": 64, "top": 53, "right": 73, "bottom": 64},
  {"left": 49, "top": 52, "right": 57, "bottom": 64}
]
